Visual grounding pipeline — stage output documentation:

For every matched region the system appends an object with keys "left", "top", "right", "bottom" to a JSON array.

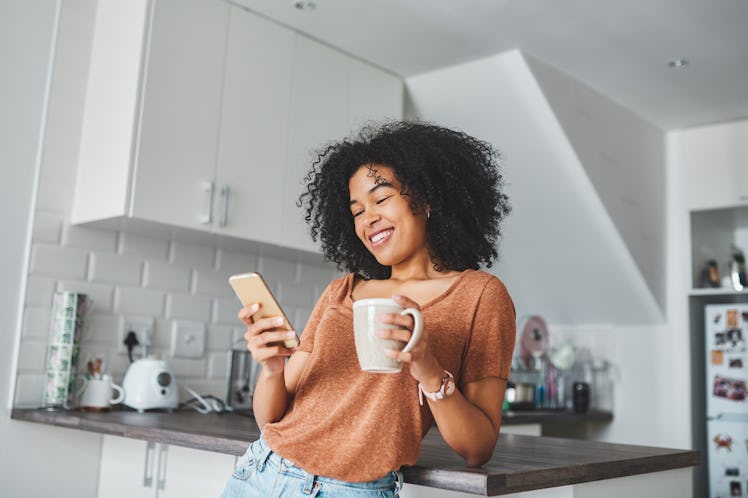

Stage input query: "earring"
[{"left": 426, "top": 210, "right": 431, "bottom": 220}]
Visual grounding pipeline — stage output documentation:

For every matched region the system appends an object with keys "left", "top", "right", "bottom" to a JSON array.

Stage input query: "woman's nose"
[{"left": 363, "top": 208, "right": 380, "bottom": 226}]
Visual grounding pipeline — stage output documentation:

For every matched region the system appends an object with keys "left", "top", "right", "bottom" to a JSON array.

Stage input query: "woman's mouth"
[{"left": 369, "top": 229, "right": 394, "bottom": 247}]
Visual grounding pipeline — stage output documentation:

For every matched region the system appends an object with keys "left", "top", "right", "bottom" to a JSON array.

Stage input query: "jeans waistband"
[{"left": 251, "top": 435, "right": 403, "bottom": 493}]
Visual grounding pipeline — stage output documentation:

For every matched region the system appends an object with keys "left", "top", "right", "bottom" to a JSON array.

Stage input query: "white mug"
[
  {"left": 352, "top": 298, "right": 424, "bottom": 373},
  {"left": 78, "top": 374, "right": 124, "bottom": 411}
]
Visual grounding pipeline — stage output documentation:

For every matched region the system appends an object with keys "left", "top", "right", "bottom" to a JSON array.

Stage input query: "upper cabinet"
[
  {"left": 72, "top": 0, "right": 403, "bottom": 254},
  {"left": 676, "top": 121, "right": 748, "bottom": 211}
]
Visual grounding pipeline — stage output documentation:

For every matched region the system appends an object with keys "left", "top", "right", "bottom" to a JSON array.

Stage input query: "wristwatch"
[{"left": 418, "top": 370, "right": 455, "bottom": 405}]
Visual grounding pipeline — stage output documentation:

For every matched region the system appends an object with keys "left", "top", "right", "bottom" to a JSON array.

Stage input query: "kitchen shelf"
[{"left": 690, "top": 288, "right": 748, "bottom": 296}]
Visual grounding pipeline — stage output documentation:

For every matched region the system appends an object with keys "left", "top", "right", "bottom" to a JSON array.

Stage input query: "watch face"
[{"left": 444, "top": 378, "right": 456, "bottom": 396}]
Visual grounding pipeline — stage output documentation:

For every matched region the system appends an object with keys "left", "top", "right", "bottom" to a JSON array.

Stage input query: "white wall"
[
  {"left": 0, "top": 2, "right": 102, "bottom": 497},
  {"left": 405, "top": 50, "right": 692, "bottom": 449}
]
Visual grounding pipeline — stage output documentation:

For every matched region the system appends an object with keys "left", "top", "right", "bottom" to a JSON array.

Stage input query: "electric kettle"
[{"left": 122, "top": 356, "right": 179, "bottom": 412}]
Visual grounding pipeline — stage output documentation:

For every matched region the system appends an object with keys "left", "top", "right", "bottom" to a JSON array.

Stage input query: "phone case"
[{"left": 228, "top": 272, "right": 300, "bottom": 348}]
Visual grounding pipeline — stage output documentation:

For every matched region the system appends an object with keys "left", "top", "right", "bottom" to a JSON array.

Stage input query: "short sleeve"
[
  {"left": 296, "top": 279, "right": 340, "bottom": 353},
  {"left": 459, "top": 277, "right": 516, "bottom": 384}
]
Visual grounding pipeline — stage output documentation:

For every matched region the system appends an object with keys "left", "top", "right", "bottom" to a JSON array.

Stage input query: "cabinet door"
[
  {"left": 130, "top": 0, "right": 229, "bottom": 230},
  {"left": 214, "top": 6, "right": 294, "bottom": 242},
  {"left": 680, "top": 121, "right": 748, "bottom": 210},
  {"left": 282, "top": 35, "right": 352, "bottom": 253},
  {"left": 348, "top": 59, "right": 403, "bottom": 131},
  {"left": 97, "top": 436, "right": 155, "bottom": 498},
  {"left": 157, "top": 445, "right": 235, "bottom": 498}
]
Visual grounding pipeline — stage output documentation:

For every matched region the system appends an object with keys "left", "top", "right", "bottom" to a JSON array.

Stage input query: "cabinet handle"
[
  {"left": 157, "top": 444, "right": 168, "bottom": 491},
  {"left": 219, "top": 185, "right": 230, "bottom": 227},
  {"left": 201, "top": 181, "right": 214, "bottom": 224},
  {"left": 143, "top": 441, "right": 156, "bottom": 488}
]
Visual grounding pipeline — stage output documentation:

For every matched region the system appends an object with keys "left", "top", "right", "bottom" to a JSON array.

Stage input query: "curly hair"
[{"left": 298, "top": 121, "right": 511, "bottom": 279}]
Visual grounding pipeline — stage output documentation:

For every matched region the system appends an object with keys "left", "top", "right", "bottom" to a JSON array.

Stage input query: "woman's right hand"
[{"left": 239, "top": 303, "right": 296, "bottom": 375}]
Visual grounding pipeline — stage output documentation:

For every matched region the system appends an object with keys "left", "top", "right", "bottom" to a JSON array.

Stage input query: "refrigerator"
[{"left": 706, "top": 304, "right": 748, "bottom": 498}]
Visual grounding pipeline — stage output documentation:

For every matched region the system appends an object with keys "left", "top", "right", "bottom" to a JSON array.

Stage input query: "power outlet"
[
  {"left": 118, "top": 316, "right": 155, "bottom": 355},
  {"left": 170, "top": 320, "right": 205, "bottom": 358}
]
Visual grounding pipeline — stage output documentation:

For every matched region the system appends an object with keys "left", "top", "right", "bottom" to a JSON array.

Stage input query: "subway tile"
[
  {"left": 143, "top": 261, "right": 191, "bottom": 292},
  {"left": 35, "top": 176, "right": 75, "bottom": 214},
  {"left": 119, "top": 233, "right": 170, "bottom": 260},
  {"left": 278, "top": 281, "right": 316, "bottom": 307},
  {"left": 90, "top": 252, "right": 142, "bottom": 286},
  {"left": 114, "top": 287, "right": 164, "bottom": 317},
  {"left": 207, "top": 325, "right": 234, "bottom": 351},
  {"left": 14, "top": 374, "right": 44, "bottom": 408},
  {"left": 84, "top": 313, "right": 122, "bottom": 347},
  {"left": 30, "top": 243, "right": 88, "bottom": 280},
  {"left": 213, "top": 296, "right": 241, "bottom": 326},
  {"left": 258, "top": 255, "right": 297, "bottom": 284},
  {"left": 171, "top": 242, "right": 216, "bottom": 269},
  {"left": 295, "top": 307, "right": 313, "bottom": 333},
  {"left": 217, "top": 249, "right": 257, "bottom": 276},
  {"left": 32, "top": 212, "right": 63, "bottom": 243},
  {"left": 17, "top": 341, "right": 48, "bottom": 371},
  {"left": 168, "top": 357, "right": 206, "bottom": 379},
  {"left": 149, "top": 318, "right": 171, "bottom": 350},
  {"left": 22, "top": 307, "right": 52, "bottom": 340},
  {"left": 61, "top": 223, "right": 118, "bottom": 252},
  {"left": 208, "top": 351, "right": 230, "bottom": 379},
  {"left": 298, "top": 262, "right": 337, "bottom": 284},
  {"left": 165, "top": 294, "right": 212, "bottom": 322},
  {"left": 25, "top": 275, "right": 57, "bottom": 307},
  {"left": 193, "top": 269, "right": 235, "bottom": 298},
  {"left": 57, "top": 280, "right": 114, "bottom": 312}
]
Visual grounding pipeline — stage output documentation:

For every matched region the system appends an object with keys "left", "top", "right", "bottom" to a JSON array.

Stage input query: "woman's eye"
[
  {"left": 376, "top": 196, "right": 391, "bottom": 205},
  {"left": 352, "top": 210, "right": 363, "bottom": 218}
]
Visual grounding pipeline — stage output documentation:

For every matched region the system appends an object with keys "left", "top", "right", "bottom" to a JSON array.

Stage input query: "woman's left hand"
[{"left": 377, "top": 294, "right": 445, "bottom": 387}]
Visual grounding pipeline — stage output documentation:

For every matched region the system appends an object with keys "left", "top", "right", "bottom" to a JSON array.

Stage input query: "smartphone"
[{"left": 228, "top": 272, "right": 300, "bottom": 348}]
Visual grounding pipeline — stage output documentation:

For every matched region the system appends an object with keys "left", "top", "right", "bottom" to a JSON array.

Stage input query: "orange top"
[{"left": 262, "top": 269, "right": 516, "bottom": 482}]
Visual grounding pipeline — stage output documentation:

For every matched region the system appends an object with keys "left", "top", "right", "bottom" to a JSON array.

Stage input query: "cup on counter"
[
  {"left": 352, "top": 298, "right": 423, "bottom": 373},
  {"left": 78, "top": 374, "right": 124, "bottom": 411}
]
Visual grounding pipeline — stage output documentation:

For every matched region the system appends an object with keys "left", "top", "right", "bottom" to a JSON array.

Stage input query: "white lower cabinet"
[{"left": 97, "top": 435, "right": 235, "bottom": 498}]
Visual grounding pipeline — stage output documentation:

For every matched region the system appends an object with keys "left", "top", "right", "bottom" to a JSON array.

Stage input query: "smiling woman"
[{"left": 222, "top": 120, "right": 516, "bottom": 498}]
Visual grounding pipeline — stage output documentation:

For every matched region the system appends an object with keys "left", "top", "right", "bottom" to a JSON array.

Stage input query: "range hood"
[{"left": 405, "top": 50, "right": 665, "bottom": 325}]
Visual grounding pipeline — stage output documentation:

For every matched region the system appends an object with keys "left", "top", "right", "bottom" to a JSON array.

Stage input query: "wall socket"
[
  {"left": 118, "top": 315, "right": 155, "bottom": 355},
  {"left": 170, "top": 320, "right": 205, "bottom": 358}
]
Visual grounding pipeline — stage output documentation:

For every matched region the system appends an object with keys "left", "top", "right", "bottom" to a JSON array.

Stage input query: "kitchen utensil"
[
  {"left": 518, "top": 315, "right": 549, "bottom": 370},
  {"left": 122, "top": 356, "right": 178, "bottom": 412},
  {"left": 225, "top": 346, "right": 259, "bottom": 414}
]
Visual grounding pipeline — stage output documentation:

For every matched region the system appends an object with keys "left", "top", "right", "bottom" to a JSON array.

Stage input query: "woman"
[{"left": 222, "top": 121, "right": 515, "bottom": 497}]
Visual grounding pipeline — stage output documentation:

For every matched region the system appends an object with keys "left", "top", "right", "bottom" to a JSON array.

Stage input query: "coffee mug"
[
  {"left": 78, "top": 374, "right": 124, "bottom": 411},
  {"left": 352, "top": 298, "right": 424, "bottom": 373}
]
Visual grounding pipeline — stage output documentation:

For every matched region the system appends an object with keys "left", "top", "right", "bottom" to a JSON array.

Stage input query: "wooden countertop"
[{"left": 11, "top": 408, "right": 697, "bottom": 496}]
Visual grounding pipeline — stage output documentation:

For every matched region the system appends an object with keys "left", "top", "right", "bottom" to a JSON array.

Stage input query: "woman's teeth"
[{"left": 371, "top": 229, "right": 393, "bottom": 244}]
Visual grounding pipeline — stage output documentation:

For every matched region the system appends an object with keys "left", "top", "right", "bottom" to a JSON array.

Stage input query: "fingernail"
[
  {"left": 274, "top": 317, "right": 285, "bottom": 326},
  {"left": 286, "top": 331, "right": 296, "bottom": 338},
  {"left": 392, "top": 294, "right": 402, "bottom": 300},
  {"left": 250, "top": 303, "right": 259, "bottom": 312}
]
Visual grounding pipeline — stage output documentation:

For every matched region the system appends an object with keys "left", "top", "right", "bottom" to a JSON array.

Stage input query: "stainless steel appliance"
[{"left": 225, "top": 347, "right": 259, "bottom": 414}]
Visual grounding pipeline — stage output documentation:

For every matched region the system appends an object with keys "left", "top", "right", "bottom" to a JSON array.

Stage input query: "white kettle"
[{"left": 122, "top": 356, "right": 179, "bottom": 412}]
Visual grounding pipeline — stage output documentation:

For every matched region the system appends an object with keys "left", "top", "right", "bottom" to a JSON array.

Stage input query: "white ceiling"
[{"left": 235, "top": 0, "right": 748, "bottom": 131}]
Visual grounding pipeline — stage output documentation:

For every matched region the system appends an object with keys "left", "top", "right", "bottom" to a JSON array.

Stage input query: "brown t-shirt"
[{"left": 262, "top": 269, "right": 516, "bottom": 482}]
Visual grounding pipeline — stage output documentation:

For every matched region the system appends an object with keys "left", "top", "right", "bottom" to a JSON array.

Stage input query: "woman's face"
[{"left": 348, "top": 164, "right": 429, "bottom": 268}]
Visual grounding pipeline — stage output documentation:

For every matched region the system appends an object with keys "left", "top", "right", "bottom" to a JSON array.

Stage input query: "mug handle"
[
  {"left": 400, "top": 308, "right": 423, "bottom": 353},
  {"left": 110, "top": 384, "right": 125, "bottom": 405}
]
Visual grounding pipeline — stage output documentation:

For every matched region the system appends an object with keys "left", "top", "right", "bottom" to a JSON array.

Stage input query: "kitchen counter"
[{"left": 12, "top": 408, "right": 696, "bottom": 496}]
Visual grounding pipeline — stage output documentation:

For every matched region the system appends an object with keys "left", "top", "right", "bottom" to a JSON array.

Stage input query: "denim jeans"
[{"left": 221, "top": 436, "right": 403, "bottom": 498}]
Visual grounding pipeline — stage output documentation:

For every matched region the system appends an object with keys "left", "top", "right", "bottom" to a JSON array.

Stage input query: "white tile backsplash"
[
  {"left": 165, "top": 293, "right": 212, "bottom": 322},
  {"left": 216, "top": 249, "right": 258, "bottom": 276},
  {"left": 90, "top": 252, "right": 143, "bottom": 286},
  {"left": 193, "top": 269, "right": 236, "bottom": 297},
  {"left": 119, "top": 233, "right": 170, "bottom": 260},
  {"left": 57, "top": 280, "right": 114, "bottom": 311},
  {"left": 114, "top": 287, "right": 165, "bottom": 316},
  {"left": 144, "top": 261, "right": 191, "bottom": 292},
  {"left": 17, "top": 341, "right": 48, "bottom": 371},
  {"left": 30, "top": 243, "right": 88, "bottom": 279},
  {"left": 24, "top": 275, "right": 56, "bottom": 307},
  {"left": 22, "top": 308, "right": 51, "bottom": 340},
  {"left": 62, "top": 223, "right": 118, "bottom": 252},
  {"left": 212, "top": 296, "right": 241, "bottom": 325},
  {"left": 32, "top": 212, "right": 63, "bottom": 243},
  {"left": 258, "top": 255, "right": 298, "bottom": 284},
  {"left": 171, "top": 242, "right": 216, "bottom": 269}
]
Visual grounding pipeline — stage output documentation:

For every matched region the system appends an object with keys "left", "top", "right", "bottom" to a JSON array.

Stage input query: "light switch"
[{"left": 170, "top": 321, "right": 205, "bottom": 358}]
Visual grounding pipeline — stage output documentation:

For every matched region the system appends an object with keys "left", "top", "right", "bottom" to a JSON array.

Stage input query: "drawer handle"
[
  {"left": 157, "top": 444, "right": 168, "bottom": 491},
  {"left": 219, "top": 185, "right": 230, "bottom": 227},
  {"left": 143, "top": 441, "right": 156, "bottom": 488},
  {"left": 201, "top": 181, "right": 214, "bottom": 225}
]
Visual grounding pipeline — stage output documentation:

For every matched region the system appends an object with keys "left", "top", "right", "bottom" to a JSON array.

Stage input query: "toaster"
[{"left": 122, "top": 357, "right": 179, "bottom": 412}]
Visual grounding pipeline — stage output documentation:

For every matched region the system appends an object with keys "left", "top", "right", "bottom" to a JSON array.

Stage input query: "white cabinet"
[
  {"left": 97, "top": 435, "right": 235, "bottom": 498},
  {"left": 73, "top": 0, "right": 230, "bottom": 231},
  {"left": 72, "top": 0, "right": 403, "bottom": 253},
  {"left": 678, "top": 120, "right": 748, "bottom": 211}
]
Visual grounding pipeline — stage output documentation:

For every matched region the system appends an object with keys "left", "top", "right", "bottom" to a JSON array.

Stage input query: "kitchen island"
[{"left": 11, "top": 408, "right": 697, "bottom": 497}]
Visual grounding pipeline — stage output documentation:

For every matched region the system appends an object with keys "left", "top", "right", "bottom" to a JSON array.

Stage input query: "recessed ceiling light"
[
  {"left": 667, "top": 58, "right": 689, "bottom": 68},
  {"left": 292, "top": 0, "right": 316, "bottom": 10}
]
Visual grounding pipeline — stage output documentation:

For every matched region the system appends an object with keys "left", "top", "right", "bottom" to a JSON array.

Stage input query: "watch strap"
[{"left": 418, "top": 370, "right": 455, "bottom": 405}]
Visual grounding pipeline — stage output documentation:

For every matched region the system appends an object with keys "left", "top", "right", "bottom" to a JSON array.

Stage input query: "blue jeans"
[{"left": 221, "top": 436, "right": 403, "bottom": 498}]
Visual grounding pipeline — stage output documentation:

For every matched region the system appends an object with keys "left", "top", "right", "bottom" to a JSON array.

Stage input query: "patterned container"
[{"left": 42, "top": 292, "right": 89, "bottom": 410}]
